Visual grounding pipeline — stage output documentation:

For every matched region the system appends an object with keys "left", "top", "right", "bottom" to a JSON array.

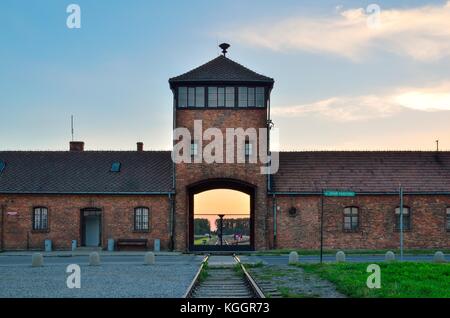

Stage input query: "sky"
[
  {"left": 194, "top": 189, "right": 250, "bottom": 232},
  {"left": 1, "top": 0, "right": 450, "bottom": 151}
]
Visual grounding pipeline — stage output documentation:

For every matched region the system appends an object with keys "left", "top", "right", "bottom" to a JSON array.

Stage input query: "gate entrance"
[{"left": 188, "top": 179, "right": 255, "bottom": 251}]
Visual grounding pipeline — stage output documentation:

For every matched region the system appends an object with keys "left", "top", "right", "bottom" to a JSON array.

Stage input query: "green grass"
[
  {"left": 253, "top": 248, "right": 450, "bottom": 256},
  {"left": 296, "top": 262, "right": 450, "bottom": 298},
  {"left": 194, "top": 236, "right": 209, "bottom": 245},
  {"left": 198, "top": 261, "right": 209, "bottom": 283}
]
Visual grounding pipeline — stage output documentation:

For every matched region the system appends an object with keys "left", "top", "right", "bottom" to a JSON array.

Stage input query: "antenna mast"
[{"left": 71, "top": 115, "right": 74, "bottom": 141}]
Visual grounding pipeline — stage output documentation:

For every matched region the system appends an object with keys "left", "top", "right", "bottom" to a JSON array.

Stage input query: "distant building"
[{"left": 0, "top": 45, "right": 449, "bottom": 251}]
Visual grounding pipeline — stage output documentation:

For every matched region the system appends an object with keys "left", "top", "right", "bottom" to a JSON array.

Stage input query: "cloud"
[
  {"left": 228, "top": 1, "right": 450, "bottom": 61},
  {"left": 272, "top": 82, "right": 450, "bottom": 122}
]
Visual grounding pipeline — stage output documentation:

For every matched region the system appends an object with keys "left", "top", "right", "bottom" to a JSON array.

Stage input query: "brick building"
[{"left": 0, "top": 45, "right": 449, "bottom": 251}]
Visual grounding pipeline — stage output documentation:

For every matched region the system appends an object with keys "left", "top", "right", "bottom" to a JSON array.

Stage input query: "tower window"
[
  {"left": 178, "top": 87, "right": 188, "bottom": 107},
  {"left": 178, "top": 87, "right": 205, "bottom": 107},
  {"left": 191, "top": 141, "right": 198, "bottom": 156},
  {"left": 256, "top": 87, "right": 265, "bottom": 107},
  {"left": 238, "top": 87, "right": 248, "bottom": 107},
  {"left": 225, "top": 87, "right": 235, "bottom": 107},
  {"left": 208, "top": 87, "right": 218, "bottom": 107}
]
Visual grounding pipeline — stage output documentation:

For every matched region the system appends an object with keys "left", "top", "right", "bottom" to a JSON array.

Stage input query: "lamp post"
[{"left": 218, "top": 214, "right": 225, "bottom": 246}]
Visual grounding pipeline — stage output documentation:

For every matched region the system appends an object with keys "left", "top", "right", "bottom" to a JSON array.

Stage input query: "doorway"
[
  {"left": 188, "top": 179, "right": 255, "bottom": 251},
  {"left": 81, "top": 208, "right": 102, "bottom": 247}
]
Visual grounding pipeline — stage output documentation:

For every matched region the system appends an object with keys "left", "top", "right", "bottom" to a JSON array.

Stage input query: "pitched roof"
[
  {"left": 0, "top": 151, "right": 173, "bottom": 194},
  {"left": 169, "top": 55, "right": 274, "bottom": 85},
  {"left": 272, "top": 151, "right": 450, "bottom": 193}
]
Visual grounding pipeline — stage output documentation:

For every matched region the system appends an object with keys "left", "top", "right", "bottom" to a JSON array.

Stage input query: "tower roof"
[{"left": 169, "top": 55, "right": 274, "bottom": 87}]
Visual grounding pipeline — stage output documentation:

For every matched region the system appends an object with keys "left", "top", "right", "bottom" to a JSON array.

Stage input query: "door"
[{"left": 81, "top": 209, "right": 102, "bottom": 247}]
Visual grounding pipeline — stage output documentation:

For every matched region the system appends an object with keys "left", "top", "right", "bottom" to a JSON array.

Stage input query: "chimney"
[
  {"left": 70, "top": 141, "right": 84, "bottom": 151},
  {"left": 137, "top": 142, "right": 144, "bottom": 152}
]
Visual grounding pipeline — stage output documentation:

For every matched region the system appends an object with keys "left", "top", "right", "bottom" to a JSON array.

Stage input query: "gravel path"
[
  {"left": 0, "top": 263, "right": 199, "bottom": 298},
  {"left": 250, "top": 265, "right": 345, "bottom": 298}
]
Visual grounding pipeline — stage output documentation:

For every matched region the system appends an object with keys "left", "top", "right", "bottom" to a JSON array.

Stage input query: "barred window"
[
  {"left": 134, "top": 207, "right": 149, "bottom": 231},
  {"left": 33, "top": 207, "right": 48, "bottom": 231},
  {"left": 344, "top": 207, "right": 359, "bottom": 231},
  {"left": 395, "top": 207, "right": 411, "bottom": 231}
]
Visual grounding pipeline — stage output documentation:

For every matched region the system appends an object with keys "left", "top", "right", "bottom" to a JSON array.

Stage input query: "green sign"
[{"left": 323, "top": 190, "right": 356, "bottom": 197}]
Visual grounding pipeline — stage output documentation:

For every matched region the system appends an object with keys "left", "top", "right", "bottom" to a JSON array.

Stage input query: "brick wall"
[
  {"left": 270, "top": 195, "right": 450, "bottom": 250},
  {"left": 0, "top": 194, "right": 170, "bottom": 251},
  {"left": 174, "top": 108, "right": 269, "bottom": 251}
]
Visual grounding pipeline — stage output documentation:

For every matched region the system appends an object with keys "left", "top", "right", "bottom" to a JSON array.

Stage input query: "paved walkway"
[{"left": 0, "top": 250, "right": 181, "bottom": 257}]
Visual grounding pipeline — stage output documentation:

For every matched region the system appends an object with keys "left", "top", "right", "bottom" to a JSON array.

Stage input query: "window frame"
[
  {"left": 394, "top": 206, "right": 411, "bottom": 231},
  {"left": 134, "top": 207, "right": 150, "bottom": 232},
  {"left": 343, "top": 206, "right": 359, "bottom": 232},
  {"left": 32, "top": 206, "right": 49, "bottom": 232}
]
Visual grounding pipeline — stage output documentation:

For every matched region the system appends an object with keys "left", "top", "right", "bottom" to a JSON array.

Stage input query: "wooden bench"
[{"left": 116, "top": 238, "right": 148, "bottom": 251}]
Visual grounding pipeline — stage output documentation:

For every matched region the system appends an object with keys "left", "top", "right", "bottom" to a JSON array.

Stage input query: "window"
[
  {"left": 256, "top": 87, "right": 265, "bottom": 107},
  {"left": 134, "top": 207, "right": 149, "bottom": 231},
  {"left": 0, "top": 160, "right": 5, "bottom": 174},
  {"left": 239, "top": 87, "right": 263, "bottom": 107},
  {"left": 344, "top": 207, "right": 359, "bottom": 231},
  {"left": 178, "top": 87, "right": 188, "bottom": 107},
  {"left": 188, "top": 87, "right": 195, "bottom": 107},
  {"left": 395, "top": 207, "right": 411, "bottom": 231},
  {"left": 208, "top": 87, "right": 218, "bottom": 107},
  {"left": 238, "top": 87, "right": 248, "bottom": 107},
  {"left": 191, "top": 141, "right": 198, "bottom": 156},
  {"left": 245, "top": 142, "right": 252, "bottom": 156},
  {"left": 446, "top": 208, "right": 450, "bottom": 231},
  {"left": 225, "top": 87, "right": 235, "bottom": 107},
  {"left": 195, "top": 87, "right": 205, "bottom": 107},
  {"left": 33, "top": 207, "right": 48, "bottom": 231},
  {"left": 245, "top": 141, "right": 253, "bottom": 163},
  {"left": 178, "top": 87, "right": 204, "bottom": 107},
  {"left": 110, "top": 162, "right": 121, "bottom": 172}
]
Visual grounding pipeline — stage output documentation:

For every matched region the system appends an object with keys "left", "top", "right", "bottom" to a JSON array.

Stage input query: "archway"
[{"left": 188, "top": 179, "right": 255, "bottom": 251}]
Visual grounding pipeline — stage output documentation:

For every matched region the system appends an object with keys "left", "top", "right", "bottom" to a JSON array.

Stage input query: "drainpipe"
[
  {"left": 168, "top": 193, "right": 175, "bottom": 251},
  {"left": 272, "top": 194, "right": 277, "bottom": 249}
]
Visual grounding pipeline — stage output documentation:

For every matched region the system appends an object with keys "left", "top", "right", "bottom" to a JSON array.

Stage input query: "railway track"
[{"left": 184, "top": 255, "right": 265, "bottom": 299}]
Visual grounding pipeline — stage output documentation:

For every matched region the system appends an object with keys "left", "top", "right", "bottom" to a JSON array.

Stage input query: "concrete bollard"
[
  {"left": 144, "top": 252, "right": 155, "bottom": 265},
  {"left": 336, "top": 251, "right": 346, "bottom": 263},
  {"left": 385, "top": 251, "right": 396, "bottom": 262},
  {"left": 89, "top": 252, "right": 100, "bottom": 266},
  {"left": 433, "top": 251, "right": 446, "bottom": 263},
  {"left": 288, "top": 251, "right": 299, "bottom": 265},
  {"left": 31, "top": 253, "right": 44, "bottom": 267}
]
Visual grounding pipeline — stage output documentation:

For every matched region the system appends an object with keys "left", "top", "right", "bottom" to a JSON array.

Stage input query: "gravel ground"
[
  {"left": 0, "top": 263, "right": 199, "bottom": 298},
  {"left": 249, "top": 265, "right": 345, "bottom": 298}
]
